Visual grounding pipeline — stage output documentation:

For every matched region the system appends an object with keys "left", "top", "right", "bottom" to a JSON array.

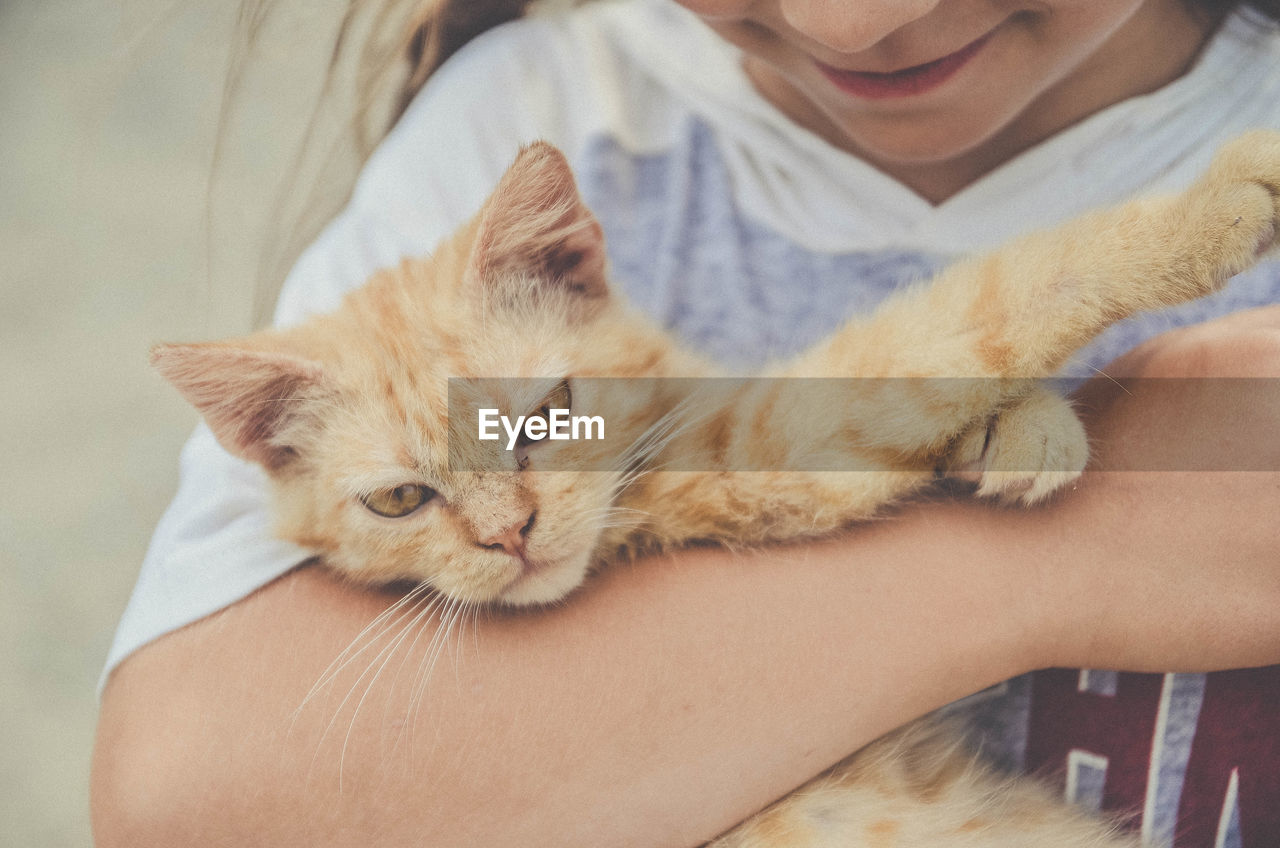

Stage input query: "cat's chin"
[{"left": 496, "top": 557, "right": 590, "bottom": 607}]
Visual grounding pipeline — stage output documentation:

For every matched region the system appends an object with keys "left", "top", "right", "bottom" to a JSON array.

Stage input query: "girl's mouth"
[{"left": 815, "top": 32, "right": 994, "bottom": 100}]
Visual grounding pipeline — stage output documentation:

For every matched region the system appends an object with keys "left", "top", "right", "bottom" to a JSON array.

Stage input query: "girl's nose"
[{"left": 778, "top": 0, "right": 944, "bottom": 54}]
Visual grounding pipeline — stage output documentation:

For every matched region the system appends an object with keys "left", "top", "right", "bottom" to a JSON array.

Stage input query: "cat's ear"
[
  {"left": 470, "top": 142, "right": 608, "bottom": 300},
  {"left": 151, "top": 341, "right": 329, "bottom": 471}
]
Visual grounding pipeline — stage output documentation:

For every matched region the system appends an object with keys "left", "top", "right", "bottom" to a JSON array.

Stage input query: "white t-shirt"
[{"left": 109, "top": 2, "right": 1280, "bottom": 842}]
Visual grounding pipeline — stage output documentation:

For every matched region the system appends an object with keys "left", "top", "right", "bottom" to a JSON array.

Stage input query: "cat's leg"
[
  {"left": 617, "top": 387, "right": 1077, "bottom": 546},
  {"left": 783, "top": 130, "right": 1280, "bottom": 455},
  {"left": 617, "top": 467, "right": 932, "bottom": 551},
  {"left": 708, "top": 719, "right": 1141, "bottom": 848},
  {"left": 618, "top": 132, "right": 1280, "bottom": 546},
  {"left": 944, "top": 386, "right": 1089, "bottom": 506}
]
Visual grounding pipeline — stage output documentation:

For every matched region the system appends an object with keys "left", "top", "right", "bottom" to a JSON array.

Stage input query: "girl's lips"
[{"left": 816, "top": 33, "right": 993, "bottom": 100}]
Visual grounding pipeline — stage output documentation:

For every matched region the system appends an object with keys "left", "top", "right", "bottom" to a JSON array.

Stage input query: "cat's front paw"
[
  {"left": 1190, "top": 130, "right": 1280, "bottom": 285},
  {"left": 946, "top": 388, "right": 1088, "bottom": 506}
]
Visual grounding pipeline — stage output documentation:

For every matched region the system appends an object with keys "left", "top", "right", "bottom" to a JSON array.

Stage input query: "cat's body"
[{"left": 155, "top": 132, "right": 1280, "bottom": 846}]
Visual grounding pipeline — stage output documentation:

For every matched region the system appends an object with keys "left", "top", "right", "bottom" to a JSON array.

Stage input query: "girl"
[{"left": 94, "top": 0, "right": 1280, "bottom": 845}]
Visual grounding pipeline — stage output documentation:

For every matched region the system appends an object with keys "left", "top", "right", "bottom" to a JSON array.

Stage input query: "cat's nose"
[{"left": 477, "top": 510, "right": 537, "bottom": 558}]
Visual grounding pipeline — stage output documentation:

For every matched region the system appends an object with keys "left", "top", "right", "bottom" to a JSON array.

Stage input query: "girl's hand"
[{"left": 1039, "top": 304, "right": 1280, "bottom": 673}]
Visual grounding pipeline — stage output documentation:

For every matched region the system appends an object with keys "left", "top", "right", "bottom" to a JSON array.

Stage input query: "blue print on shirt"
[
  {"left": 576, "top": 122, "right": 942, "bottom": 368},
  {"left": 574, "top": 120, "right": 1280, "bottom": 380}
]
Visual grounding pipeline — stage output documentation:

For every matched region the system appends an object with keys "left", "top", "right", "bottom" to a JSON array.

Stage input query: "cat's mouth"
[{"left": 509, "top": 552, "right": 549, "bottom": 582}]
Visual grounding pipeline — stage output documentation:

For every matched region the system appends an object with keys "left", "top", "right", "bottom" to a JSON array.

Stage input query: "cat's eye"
[
  {"left": 538, "top": 380, "right": 572, "bottom": 418},
  {"left": 361, "top": 484, "right": 435, "bottom": 518},
  {"left": 515, "top": 380, "right": 572, "bottom": 450}
]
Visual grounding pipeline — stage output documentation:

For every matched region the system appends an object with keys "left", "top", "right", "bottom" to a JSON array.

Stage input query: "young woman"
[{"left": 93, "top": 0, "right": 1280, "bottom": 845}]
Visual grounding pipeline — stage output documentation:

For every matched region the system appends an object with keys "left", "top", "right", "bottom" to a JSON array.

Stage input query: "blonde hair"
[
  {"left": 395, "top": 0, "right": 536, "bottom": 121},
  {"left": 226, "top": 0, "right": 587, "bottom": 323}
]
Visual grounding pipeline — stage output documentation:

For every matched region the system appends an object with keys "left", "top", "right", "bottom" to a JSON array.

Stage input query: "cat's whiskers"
[
  {"left": 583, "top": 507, "right": 650, "bottom": 538},
  {"left": 1083, "top": 362, "right": 1135, "bottom": 397},
  {"left": 385, "top": 589, "right": 458, "bottom": 755},
  {"left": 410, "top": 594, "right": 469, "bottom": 720},
  {"left": 293, "top": 581, "right": 434, "bottom": 722},
  {"left": 402, "top": 593, "right": 487, "bottom": 745},
  {"left": 584, "top": 504, "right": 652, "bottom": 518},
  {"left": 616, "top": 401, "right": 695, "bottom": 473},
  {"left": 613, "top": 394, "right": 722, "bottom": 489},
  {"left": 449, "top": 599, "right": 477, "bottom": 681},
  {"left": 613, "top": 410, "right": 681, "bottom": 474},
  {"left": 577, "top": 504, "right": 652, "bottom": 530},
  {"left": 302, "top": 588, "right": 441, "bottom": 786},
  {"left": 423, "top": 597, "right": 460, "bottom": 687},
  {"left": 336, "top": 590, "right": 445, "bottom": 787}
]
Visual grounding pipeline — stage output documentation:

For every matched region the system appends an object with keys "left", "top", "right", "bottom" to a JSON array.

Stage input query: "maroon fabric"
[{"left": 1025, "top": 666, "right": 1280, "bottom": 847}]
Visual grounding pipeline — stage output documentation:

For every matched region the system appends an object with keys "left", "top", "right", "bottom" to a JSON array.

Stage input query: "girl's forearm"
[
  {"left": 92, "top": 500, "right": 1043, "bottom": 848},
  {"left": 92, "top": 473, "right": 1280, "bottom": 848}
]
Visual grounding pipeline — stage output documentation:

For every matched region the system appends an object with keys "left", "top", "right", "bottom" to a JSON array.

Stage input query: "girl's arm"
[{"left": 91, "top": 308, "right": 1280, "bottom": 848}]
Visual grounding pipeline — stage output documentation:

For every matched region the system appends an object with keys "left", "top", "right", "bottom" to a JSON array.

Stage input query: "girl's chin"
[{"left": 823, "top": 108, "right": 1007, "bottom": 166}]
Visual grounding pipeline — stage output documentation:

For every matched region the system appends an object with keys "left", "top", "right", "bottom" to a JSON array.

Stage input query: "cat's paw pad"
[{"left": 947, "top": 390, "right": 1088, "bottom": 507}]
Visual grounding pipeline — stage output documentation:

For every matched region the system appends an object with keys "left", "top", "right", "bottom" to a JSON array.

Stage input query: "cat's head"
[{"left": 153, "top": 143, "right": 671, "bottom": 606}]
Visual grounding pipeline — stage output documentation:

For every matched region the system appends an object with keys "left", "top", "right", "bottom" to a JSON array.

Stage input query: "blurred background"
[{"left": 1, "top": 2, "right": 384, "bottom": 842}]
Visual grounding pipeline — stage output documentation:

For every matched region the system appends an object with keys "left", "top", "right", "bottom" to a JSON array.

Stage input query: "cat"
[{"left": 153, "top": 132, "right": 1280, "bottom": 846}]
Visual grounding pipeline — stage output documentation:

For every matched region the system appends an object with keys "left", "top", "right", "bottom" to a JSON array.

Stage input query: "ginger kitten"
[{"left": 155, "top": 133, "right": 1280, "bottom": 846}]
